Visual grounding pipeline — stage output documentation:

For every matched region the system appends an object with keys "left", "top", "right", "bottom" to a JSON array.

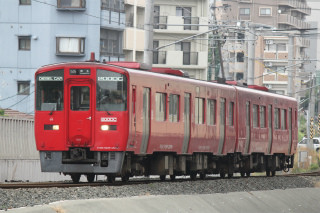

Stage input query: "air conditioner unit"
[
  {"left": 265, "top": 40, "right": 273, "bottom": 44},
  {"left": 265, "top": 62, "right": 273, "bottom": 67}
]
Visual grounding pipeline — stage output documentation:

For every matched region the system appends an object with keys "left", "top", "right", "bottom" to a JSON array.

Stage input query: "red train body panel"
[{"left": 35, "top": 61, "right": 298, "bottom": 182}]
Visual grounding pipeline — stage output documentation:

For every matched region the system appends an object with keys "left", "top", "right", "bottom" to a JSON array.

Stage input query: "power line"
[
  {"left": 29, "top": 0, "right": 211, "bottom": 50},
  {"left": 5, "top": 91, "right": 34, "bottom": 109}
]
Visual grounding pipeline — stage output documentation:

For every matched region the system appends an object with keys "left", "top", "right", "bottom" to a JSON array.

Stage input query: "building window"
[
  {"left": 260, "top": 8, "right": 271, "bottom": 16},
  {"left": 101, "top": 0, "right": 124, "bottom": 12},
  {"left": 100, "top": 29, "right": 122, "bottom": 56},
  {"left": 169, "top": 94, "right": 179, "bottom": 122},
  {"left": 56, "top": 37, "right": 85, "bottom": 55},
  {"left": 195, "top": 97, "right": 205, "bottom": 124},
  {"left": 20, "top": 0, "right": 31, "bottom": 5},
  {"left": 155, "top": 93, "right": 166, "bottom": 121},
  {"left": 237, "top": 52, "right": 244, "bottom": 62},
  {"left": 239, "top": 8, "right": 250, "bottom": 15},
  {"left": 207, "top": 99, "right": 216, "bottom": 125},
  {"left": 17, "top": 81, "right": 30, "bottom": 95},
  {"left": 57, "top": 0, "right": 86, "bottom": 8},
  {"left": 18, "top": 36, "right": 31, "bottom": 51}
]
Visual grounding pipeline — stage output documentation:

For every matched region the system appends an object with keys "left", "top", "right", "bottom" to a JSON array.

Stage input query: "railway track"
[
  {"left": 283, "top": 170, "right": 320, "bottom": 177},
  {"left": 1, "top": 171, "right": 320, "bottom": 189}
]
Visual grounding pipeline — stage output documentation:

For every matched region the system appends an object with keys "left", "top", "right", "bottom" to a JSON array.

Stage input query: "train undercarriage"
[{"left": 40, "top": 149, "right": 294, "bottom": 183}]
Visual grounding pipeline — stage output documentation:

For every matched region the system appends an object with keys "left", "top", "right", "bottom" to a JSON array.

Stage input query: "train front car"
[{"left": 35, "top": 63, "right": 129, "bottom": 183}]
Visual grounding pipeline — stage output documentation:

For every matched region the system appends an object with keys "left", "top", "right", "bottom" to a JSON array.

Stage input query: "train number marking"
[{"left": 101, "top": 117, "right": 117, "bottom": 122}]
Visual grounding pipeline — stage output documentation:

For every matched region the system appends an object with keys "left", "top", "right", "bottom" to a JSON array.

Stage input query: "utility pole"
[
  {"left": 287, "top": 35, "right": 294, "bottom": 97},
  {"left": 247, "top": 24, "right": 255, "bottom": 85},
  {"left": 143, "top": 0, "right": 154, "bottom": 69}
]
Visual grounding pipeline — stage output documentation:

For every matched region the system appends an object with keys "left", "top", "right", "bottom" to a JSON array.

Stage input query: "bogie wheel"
[
  {"left": 121, "top": 175, "right": 130, "bottom": 182},
  {"left": 200, "top": 173, "right": 206, "bottom": 180},
  {"left": 86, "top": 174, "right": 95, "bottom": 183},
  {"left": 107, "top": 176, "right": 116, "bottom": 183},
  {"left": 71, "top": 174, "right": 81, "bottom": 184},
  {"left": 220, "top": 172, "right": 226, "bottom": 179},
  {"left": 266, "top": 170, "right": 271, "bottom": 177},
  {"left": 190, "top": 172, "right": 197, "bottom": 181},
  {"left": 246, "top": 172, "right": 251, "bottom": 177},
  {"left": 160, "top": 175, "right": 166, "bottom": 181},
  {"left": 170, "top": 175, "right": 176, "bottom": 181},
  {"left": 240, "top": 172, "right": 245, "bottom": 177},
  {"left": 228, "top": 173, "right": 233, "bottom": 178},
  {"left": 271, "top": 171, "right": 276, "bottom": 177}
]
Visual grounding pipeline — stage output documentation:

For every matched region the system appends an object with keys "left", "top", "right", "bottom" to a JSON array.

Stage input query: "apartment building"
[
  {"left": 214, "top": 0, "right": 311, "bottom": 96},
  {"left": 152, "top": 0, "right": 209, "bottom": 80},
  {"left": 123, "top": 0, "right": 145, "bottom": 62},
  {"left": 0, "top": 0, "right": 125, "bottom": 114}
]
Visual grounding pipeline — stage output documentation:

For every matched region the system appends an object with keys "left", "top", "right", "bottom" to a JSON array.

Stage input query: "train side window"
[
  {"left": 281, "top": 109, "right": 287, "bottom": 130},
  {"left": 207, "top": 99, "right": 216, "bottom": 125},
  {"left": 274, "top": 108, "right": 280, "bottom": 129},
  {"left": 169, "top": 94, "right": 180, "bottom": 122},
  {"left": 155, "top": 92, "right": 166, "bottom": 121},
  {"left": 195, "top": 97, "right": 205, "bottom": 124},
  {"left": 229, "top": 102, "right": 234, "bottom": 126},
  {"left": 253, "top": 104, "right": 259, "bottom": 128},
  {"left": 260, "top": 106, "right": 266, "bottom": 128}
]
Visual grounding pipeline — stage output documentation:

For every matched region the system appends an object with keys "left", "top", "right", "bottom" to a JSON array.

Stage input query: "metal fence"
[{"left": 0, "top": 117, "right": 70, "bottom": 182}]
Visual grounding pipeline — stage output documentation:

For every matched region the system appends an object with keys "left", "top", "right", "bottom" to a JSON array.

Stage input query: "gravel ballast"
[{"left": 0, "top": 176, "right": 318, "bottom": 211}]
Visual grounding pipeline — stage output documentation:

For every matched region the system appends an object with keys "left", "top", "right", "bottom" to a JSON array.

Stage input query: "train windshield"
[
  {"left": 36, "top": 69, "right": 64, "bottom": 111},
  {"left": 96, "top": 69, "right": 127, "bottom": 111}
]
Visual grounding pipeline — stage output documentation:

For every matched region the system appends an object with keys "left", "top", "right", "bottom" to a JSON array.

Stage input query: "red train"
[{"left": 35, "top": 57, "right": 298, "bottom": 183}]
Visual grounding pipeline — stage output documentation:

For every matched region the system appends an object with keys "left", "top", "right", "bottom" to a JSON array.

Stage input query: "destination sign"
[
  {"left": 70, "top": 69, "right": 91, "bottom": 75},
  {"left": 38, "top": 76, "right": 63, "bottom": 81},
  {"left": 98, "top": 77, "right": 123, "bottom": 81}
]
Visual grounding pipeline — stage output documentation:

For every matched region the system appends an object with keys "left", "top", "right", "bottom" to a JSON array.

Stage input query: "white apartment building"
[
  {"left": 153, "top": 0, "right": 209, "bottom": 80},
  {"left": 123, "top": 0, "right": 209, "bottom": 80},
  {"left": 123, "top": 0, "right": 146, "bottom": 62}
]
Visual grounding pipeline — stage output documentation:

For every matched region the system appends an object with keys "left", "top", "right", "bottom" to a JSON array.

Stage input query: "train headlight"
[
  {"left": 44, "top": 124, "right": 60, "bottom": 130},
  {"left": 52, "top": 125, "right": 60, "bottom": 130},
  {"left": 101, "top": 125, "right": 110, "bottom": 131}
]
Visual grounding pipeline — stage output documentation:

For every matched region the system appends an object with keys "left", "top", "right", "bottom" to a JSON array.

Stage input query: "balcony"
[
  {"left": 278, "top": 14, "right": 310, "bottom": 30},
  {"left": 278, "top": 0, "right": 311, "bottom": 16},
  {"left": 153, "top": 51, "right": 166, "bottom": 64},
  {"left": 153, "top": 51, "right": 207, "bottom": 68},
  {"left": 154, "top": 16, "right": 167, "bottom": 29},
  {"left": 183, "top": 52, "right": 198, "bottom": 65},
  {"left": 124, "top": 0, "right": 145, "bottom": 7},
  {"left": 229, "top": 62, "right": 246, "bottom": 73},
  {"left": 155, "top": 16, "right": 207, "bottom": 33}
]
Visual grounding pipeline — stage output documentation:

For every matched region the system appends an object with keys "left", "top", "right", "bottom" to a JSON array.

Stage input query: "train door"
[
  {"left": 288, "top": 108, "right": 292, "bottom": 154},
  {"left": 244, "top": 101, "right": 251, "bottom": 154},
  {"left": 141, "top": 88, "right": 150, "bottom": 154},
  {"left": 267, "top": 105, "right": 273, "bottom": 154},
  {"left": 67, "top": 81, "right": 92, "bottom": 147},
  {"left": 218, "top": 98, "right": 226, "bottom": 154},
  {"left": 182, "top": 93, "right": 191, "bottom": 153}
]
